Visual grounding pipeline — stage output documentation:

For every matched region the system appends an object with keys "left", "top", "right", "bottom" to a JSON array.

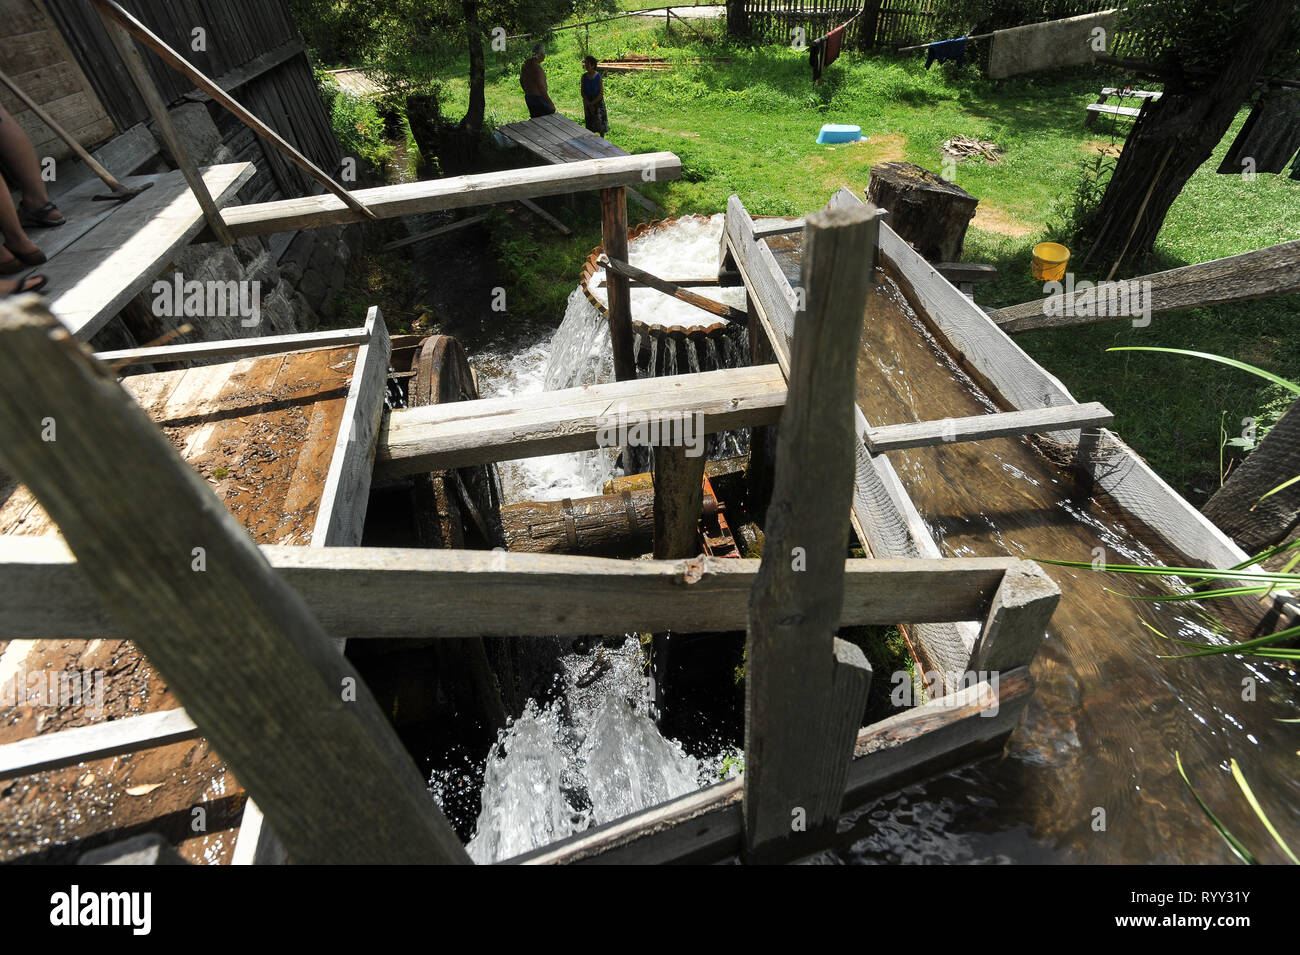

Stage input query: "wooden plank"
[
  {"left": 991, "top": 240, "right": 1300, "bottom": 333},
  {"left": 0, "top": 708, "right": 198, "bottom": 779},
  {"left": 1086, "top": 103, "right": 1142, "bottom": 117},
  {"left": 515, "top": 667, "right": 1031, "bottom": 865},
  {"left": 94, "top": 327, "right": 371, "bottom": 369},
  {"left": 743, "top": 202, "right": 882, "bottom": 863},
  {"left": 311, "top": 307, "right": 390, "bottom": 547},
  {"left": 381, "top": 215, "right": 489, "bottom": 252},
  {"left": 0, "top": 297, "right": 468, "bottom": 865},
  {"left": 969, "top": 562, "right": 1059, "bottom": 671},
  {"left": 601, "top": 186, "right": 636, "bottom": 382},
  {"left": 376, "top": 363, "right": 788, "bottom": 478},
  {"left": 932, "top": 262, "right": 998, "bottom": 284},
  {"left": 752, "top": 217, "right": 806, "bottom": 239},
  {"left": 219, "top": 153, "right": 683, "bottom": 237},
  {"left": 601, "top": 255, "right": 746, "bottom": 323},
  {"left": 42, "top": 163, "right": 256, "bottom": 341},
  {"left": 0, "top": 537, "right": 1022, "bottom": 639},
  {"left": 865, "top": 402, "right": 1113, "bottom": 453},
  {"left": 515, "top": 197, "right": 572, "bottom": 235}
]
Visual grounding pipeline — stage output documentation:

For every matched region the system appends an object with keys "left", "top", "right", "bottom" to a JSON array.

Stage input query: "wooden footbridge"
[{"left": 0, "top": 0, "right": 1293, "bottom": 866}]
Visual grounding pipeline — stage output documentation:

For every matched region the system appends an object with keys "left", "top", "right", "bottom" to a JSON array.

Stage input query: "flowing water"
[{"left": 830, "top": 270, "right": 1299, "bottom": 864}]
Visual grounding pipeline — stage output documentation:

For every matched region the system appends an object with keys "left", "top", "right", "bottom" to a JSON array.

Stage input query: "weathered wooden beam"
[
  {"left": 514, "top": 667, "right": 1030, "bottom": 864},
  {"left": 312, "top": 307, "right": 390, "bottom": 548},
  {"left": 969, "top": 562, "right": 1060, "bottom": 672},
  {"left": 94, "top": 327, "right": 370, "bottom": 369},
  {"left": 743, "top": 202, "right": 884, "bottom": 863},
  {"left": 516, "top": 197, "right": 572, "bottom": 235},
  {"left": 598, "top": 276, "right": 721, "bottom": 289},
  {"left": 221, "top": 153, "right": 682, "bottom": 237},
  {"left": 865, "top": 402, "right": 1113, "bottom": 453},
  {"left": 376, "top": 364, "right": 787, "bottom": 477},
  {"left": 933, "top": 262, "right": 998, "bottom": 284},
  {"left": 752, "top": 217, "right": 806, "bottom": 239},
  {"left": 382, "top": 214, "right": 489, "bottom": 251},
  {"left": 990, "top": 240, "right": 1300, "bottom": 333},
  {"left": 0, "top": 708, "right": 198, "bottom": 779},
  {"left": 0, "top": 538, "right": 1020, "bottom": 640},
  {"left": 0, "top": 297, "right": 467, "bottom": 864},
  {"left": 601, "top": 186, "right": 636, "bottom": 382},
  {"left": 653, "top": 446, "right": 707, "bottom": 559},
  {"left": 601, "top": 256, "right": 747, "bottom": 323},
  {"left": 95, "top": 10, "right": 234, "bottom": 245},
  {"left": 91, "top": 0, "right": 375, "bottom": 222}
]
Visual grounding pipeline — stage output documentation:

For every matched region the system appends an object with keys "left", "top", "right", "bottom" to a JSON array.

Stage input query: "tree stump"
[{"left": 865, "top": 162, "right": 979, "bottom": 262}]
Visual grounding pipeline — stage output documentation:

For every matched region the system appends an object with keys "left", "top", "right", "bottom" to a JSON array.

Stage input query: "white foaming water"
[
  {"left": 585, "top": 214, "right": 747, "bottom": 328},
  {"left": 464, "top": 638, "right": 706, "bottom": 864},
  {"left": 470, "top": 289, "right": 618, "bottom": 502}
]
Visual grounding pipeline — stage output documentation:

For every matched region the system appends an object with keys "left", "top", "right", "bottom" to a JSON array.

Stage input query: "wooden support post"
[
  {"left": 92, "top": 0, "right": 375, "bottom": 223},
  {"left": 743, "top": 202, "right": 884, "bottom": 863},
  {"left": 601, "top": 186, "right": 636, "bottom": 382},
  {"left": 96, "top": 14, "right": 234, "bottom": 245},
  {"left": 0, "top": 297, "right": 468, "bottom": 864},
  {"left": 970, "top": 561, "right": 1060, "bottom": 672},
  {"left": 745, "top": 292, "right": 778, "bottom": 528},
  {"left": 653, "top": 446, "right": 707, "bottom": 559}
]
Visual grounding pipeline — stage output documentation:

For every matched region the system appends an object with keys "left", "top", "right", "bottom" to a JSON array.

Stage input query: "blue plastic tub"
[{"left": 816, "top": 124, "right": 862, "bottom": 144}]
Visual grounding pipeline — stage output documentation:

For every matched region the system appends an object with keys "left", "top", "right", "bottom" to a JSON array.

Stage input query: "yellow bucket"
[{"left": 1031, "top": 242, "right": 1070, "bottom": 282}]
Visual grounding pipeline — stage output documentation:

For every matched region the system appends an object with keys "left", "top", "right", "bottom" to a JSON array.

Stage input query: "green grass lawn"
[{"left": 414, "top": 9, "right": 1299, "bottom": 504}]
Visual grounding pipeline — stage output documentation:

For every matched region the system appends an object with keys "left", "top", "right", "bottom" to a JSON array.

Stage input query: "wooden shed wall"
[{"left": 0, "top": 0, "right": 116, "bottom": 162}]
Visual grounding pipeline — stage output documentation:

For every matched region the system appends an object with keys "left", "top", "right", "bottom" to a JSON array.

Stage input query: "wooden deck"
[
  {"left": 0, "top": 341, "right": 362, "bottom": 864},
  {"left": 497, "top": 113, "right": 661, "bottom": 212},
  {"left": 36, "top": 162, "right": 255, "bottom": 342}
]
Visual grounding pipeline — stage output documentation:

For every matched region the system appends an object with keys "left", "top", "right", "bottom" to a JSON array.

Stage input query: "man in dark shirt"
[{"left": 520, "top": 44, "right": 556, "bottom": 118}]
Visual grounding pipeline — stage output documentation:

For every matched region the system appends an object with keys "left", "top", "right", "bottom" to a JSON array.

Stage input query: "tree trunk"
[
  {"left": 866, "top": 162, "right": 978, "bottom": 263},
  {"left": 1203, "top": 399, "right": 1300, "bottom": 555},
  {"left": 1083, "top": 0, "right": 1295, "bottom": 272},
  {"left": 725, "top": 0, "right": 749, "bottom": 39},
  {"left": 461, "top": 0, "right": 486, "bottom": 142}
]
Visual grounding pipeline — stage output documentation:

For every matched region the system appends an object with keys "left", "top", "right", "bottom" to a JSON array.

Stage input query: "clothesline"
[
  {"left": 812, "top": 6, "right": 864, "bottom": 46},
  {"left": 897, "top": 32, "right": 994, "bottom": 53}
]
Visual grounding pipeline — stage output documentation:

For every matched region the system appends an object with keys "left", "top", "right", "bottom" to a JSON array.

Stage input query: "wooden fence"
[{"left": 740, "top": 1, "right": 939, "bottom": 50}]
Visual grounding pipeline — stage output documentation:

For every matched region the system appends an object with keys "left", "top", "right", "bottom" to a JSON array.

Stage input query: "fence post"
[{"left": 742, "top": 201, "right": 884, "bottom": 863}]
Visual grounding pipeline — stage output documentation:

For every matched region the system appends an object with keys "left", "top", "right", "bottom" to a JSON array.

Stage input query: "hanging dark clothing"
[
  {"left": 810, "top": 37, "right": 826, "bottom": 82},
  {"left": 824, "top": 25, "right": 846, "bottom": 70},
  {"left": 925, "top": 37, "right": 968, "bottom": 69},
  {"left": 1218, "top": 88, "right": 1300, "bottom": 175}
]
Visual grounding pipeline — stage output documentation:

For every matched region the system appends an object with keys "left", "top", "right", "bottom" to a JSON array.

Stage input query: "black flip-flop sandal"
[
  {"left": 4, "top": 274, "right": 48, "bottom": 296},
  {"left": 19, "top": 201, "right": 65, "bottom": 229}
]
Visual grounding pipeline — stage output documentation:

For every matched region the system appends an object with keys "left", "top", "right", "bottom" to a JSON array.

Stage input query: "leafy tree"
[{"left": 1079, "top": 0, "right": 1300, "bottom": 270}]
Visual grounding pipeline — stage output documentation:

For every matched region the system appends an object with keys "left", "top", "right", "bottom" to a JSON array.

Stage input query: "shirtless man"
[{"left": 520, "top": 44, "right": 556, "bottom": 119}]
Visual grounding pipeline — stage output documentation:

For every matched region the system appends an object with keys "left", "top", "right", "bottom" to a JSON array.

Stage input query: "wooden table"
[{"left": 497, "top": 113, "right": 661, "bottom": 213}]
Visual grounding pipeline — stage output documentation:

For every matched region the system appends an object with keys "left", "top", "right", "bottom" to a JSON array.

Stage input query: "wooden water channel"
[{"left": 0, "top": 0, "right": 1293, "bottom": 866}]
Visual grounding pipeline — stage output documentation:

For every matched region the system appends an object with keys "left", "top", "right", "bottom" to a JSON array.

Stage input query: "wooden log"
[
  {"left": 0, "top": 297, "right": 467, "bottom": 865},
  {"left": 0, "top": 536, "right": 1021, "bottom": 640},
  {"left": 96, "top": 13, "right": 234, "bottom": 245},
  {"left": 503, "top": 489, "right": 655, "bottom": 556},
  {"left": 376, "top": 365, "right": 787, "bottom": 477},
  {"left": 602, "top": 186, "right": 636, "bottom": 382},
  {"left": 990, "top": 240, "right": 1300, "bottom": 333},
  {"left": 865, "top": 402, "right": 1113, "bottom": 453},
  {"left": 91, "top": 0, "right": 375, "bottom": 222},
  {"left": 743, "top": 202, "right": 883, "bottom": 863},
  {"left": 653, "top": 446, "right": 707, "bottom": 559},
  {"left": 601, "top": 256, "right": 747, "bottom": 323},
  {"left": 865, "top": 162, "right": 978, "bottom": 262}
]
